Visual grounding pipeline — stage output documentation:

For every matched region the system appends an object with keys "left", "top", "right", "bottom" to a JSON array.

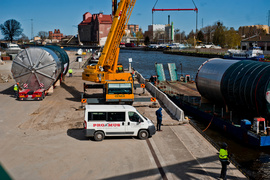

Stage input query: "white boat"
[
  {"left": 224, "top": 47, "right": 264, "bottom": 60},
  {"left": 168, "top": 43, "right": 189, "bottom": 49},
  {"left": 4, "top": 43, "right": 22, "bottom": 55}
]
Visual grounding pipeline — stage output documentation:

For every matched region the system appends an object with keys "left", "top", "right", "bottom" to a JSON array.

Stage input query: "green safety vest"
[
  {"left": 68, "top": 69, "right": 73, "bottom": 73},
  {"left": 219, "top": 148, "right": 228, "bottom": 160},
  {"left": 14, "top": 85, "right": 18, "bottom": 91}
]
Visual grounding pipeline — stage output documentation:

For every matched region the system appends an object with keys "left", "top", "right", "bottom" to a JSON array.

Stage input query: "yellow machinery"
[{"left": 82, "top": 0, "right": 136, "bottom": 104}]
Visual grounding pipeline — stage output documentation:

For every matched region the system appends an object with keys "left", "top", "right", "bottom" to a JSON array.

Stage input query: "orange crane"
[{"left": 82, "top": 0, "right": 137, "bottom": 104}]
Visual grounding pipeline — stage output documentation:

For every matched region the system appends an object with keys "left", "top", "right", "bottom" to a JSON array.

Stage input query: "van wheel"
[
  {"left": 94, "top": 131, "right": 105, "bottom": 141},
  {"left": 138, "top": 130, "right": 149, "bottom": 140}
]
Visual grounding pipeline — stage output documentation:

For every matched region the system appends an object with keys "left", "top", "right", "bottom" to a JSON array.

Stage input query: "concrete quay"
[{"left": 0, "top": 50, "right": 246, "bottom": 179}]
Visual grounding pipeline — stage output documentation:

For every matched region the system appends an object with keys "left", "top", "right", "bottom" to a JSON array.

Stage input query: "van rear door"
[{"left": 105, "top": 112, "right": 126, "bottom": 135}]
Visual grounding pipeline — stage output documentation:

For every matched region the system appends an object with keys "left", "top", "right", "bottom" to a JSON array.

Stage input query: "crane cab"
[{"left": 105, "top": 80, "right": 134, "bottom": 104}]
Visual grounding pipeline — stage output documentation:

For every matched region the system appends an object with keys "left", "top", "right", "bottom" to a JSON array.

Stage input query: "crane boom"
[
  {"left": 83, "top": 0, "right": 136, "bottom": 83},
  {"left": 98, "top": 0, "right": 136, "bottom": 71}
]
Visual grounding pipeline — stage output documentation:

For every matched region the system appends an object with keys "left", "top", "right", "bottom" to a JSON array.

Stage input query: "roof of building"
[
  {"left": 79, "top": 12, "right": 112, "bottom": 26},
  {"left": 242, "top": 34, "right": 270, "bottom": 42}
]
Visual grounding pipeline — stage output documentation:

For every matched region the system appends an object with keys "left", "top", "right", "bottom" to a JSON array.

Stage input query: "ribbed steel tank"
[
  {"left": 11, "top": 46, "right": 69, "bottom": 91},
  {"left": 196, "top": 58, "right": 270, "bottom": 116}
]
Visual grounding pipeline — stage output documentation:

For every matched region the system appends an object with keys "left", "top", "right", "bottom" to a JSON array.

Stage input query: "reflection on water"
[
  {"left": 119, "top": 49, "right": 270, "bottom": 179},
  {"left": 119, "top": 49, "right": 207, "bottom": 80}
]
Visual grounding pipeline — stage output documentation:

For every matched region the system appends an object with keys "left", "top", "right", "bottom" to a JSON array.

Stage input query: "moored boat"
[
  {"left": 4, "top": 43, "right": 22, "bottom": 55},
  {"left": 224, "top": 46, "right": 264, "bottom": 60}
]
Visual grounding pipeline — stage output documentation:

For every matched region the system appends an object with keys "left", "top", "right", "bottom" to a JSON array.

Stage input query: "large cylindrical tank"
[
  {"left": 11, "top": 46, "right": 69, "bottom": 91},
  {"left": 196, "top": 58, "right": 238, "bottom": 103},
  {"left": 196, "top": 58, "right": 270, "bottom": 116}
]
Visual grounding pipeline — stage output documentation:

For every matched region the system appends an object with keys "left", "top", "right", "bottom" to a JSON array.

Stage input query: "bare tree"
[
  {"left": 201, "top": 24, "right": 217, "bottom": 43},
  {"left": 38, "top": 31, "right": 49, "bottom": 40},
  {"left": 0, "top": 19, "right": 23, "bottom": 42},
  {"left": 17, "top": 33, "right": 29, "bottom": 43}
]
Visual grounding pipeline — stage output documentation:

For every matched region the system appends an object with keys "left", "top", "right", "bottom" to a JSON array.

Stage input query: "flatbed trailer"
[{"left": 18, "top": 89, "right": 46, "bottom": 101}]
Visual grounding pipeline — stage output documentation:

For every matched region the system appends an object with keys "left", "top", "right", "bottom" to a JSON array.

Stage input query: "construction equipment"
[
  {"left": 82, "top": 0, "right": 137, "bottom": 104},
  {"left": 152, "top": 0, "right": 198, "bottom": 32},
  {"left": 11, "top": 46, "right": 69, "bottom": 100}
]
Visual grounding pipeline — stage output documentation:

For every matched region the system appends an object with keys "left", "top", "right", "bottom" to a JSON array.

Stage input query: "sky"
[{"left": 0, "top": 0, "right": 269, "bottom": 40}]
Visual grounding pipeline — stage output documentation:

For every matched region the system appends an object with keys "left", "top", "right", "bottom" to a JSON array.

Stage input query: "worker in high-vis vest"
[
  {"left": 68, "top": 69, "right": 73, "bottom": 77},
  {"left": 14, "top": 83, "right": 19, "bottom": 98},
  {"left": 219, "top": 142, "right": 230, "bottom": 180}
]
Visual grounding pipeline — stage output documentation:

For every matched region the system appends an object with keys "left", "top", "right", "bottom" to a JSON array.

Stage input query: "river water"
[{"left": 118, "top": 49, "right": 270, "bottom": 180}]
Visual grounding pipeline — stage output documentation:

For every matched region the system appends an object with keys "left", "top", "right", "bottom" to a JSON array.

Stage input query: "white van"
[{"left": 83, "top": 105, "right": 156, "bottom": 141}]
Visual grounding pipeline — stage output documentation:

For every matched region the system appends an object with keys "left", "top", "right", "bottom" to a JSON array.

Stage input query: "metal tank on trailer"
[
  {"left": 11, "top": 46, "right": 69, "bottom": 99},
  {"left": 196, "top": 58, "right": 270, "bottom": 117}
]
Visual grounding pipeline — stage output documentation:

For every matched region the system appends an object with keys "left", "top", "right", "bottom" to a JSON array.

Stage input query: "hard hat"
[{"left": 222, "top": 142, "right": 228, "bottom": 149}]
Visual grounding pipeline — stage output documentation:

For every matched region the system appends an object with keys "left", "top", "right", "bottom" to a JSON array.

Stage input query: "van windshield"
[
  {"left": 108, "top": 83, "right": 132, "bottom": 94},
  {"left": 136, "top": 111, "right": 147, "bottom": 121}
]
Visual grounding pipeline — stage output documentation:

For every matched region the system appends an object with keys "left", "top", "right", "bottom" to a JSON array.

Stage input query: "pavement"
[{"left": 0, "top": 50, "right": 246, "bottom": 180}]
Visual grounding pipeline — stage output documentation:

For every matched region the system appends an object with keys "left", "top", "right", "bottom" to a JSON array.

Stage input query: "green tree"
[
  {"left": 225, "top": 27, "right": 241, "bottom": 48},
  {"left": 144, "top": 36, "right": 150, "bottom": 45},
  {"left": 213, "top": 21, "right": 226, "bottom": 47},
  {"left": 0, "top": 19, "right": 23, "bottom": 42},
  {"left": 197, "top": 30, "right": 204, "bottom": 42},
  {"left": 136, "top": 30, "right": 143, "bottom": 46},
  {"left": 187, "top": 30, "right": 195, "bottom": 45}
]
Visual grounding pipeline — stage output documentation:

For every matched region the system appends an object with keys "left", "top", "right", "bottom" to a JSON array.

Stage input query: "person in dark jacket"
[
  {"left": 156, "top": 107, "right": 163, "bottom": 131},
  {"left": 219, "top": 142, "right": 230, "bottom": 180}
]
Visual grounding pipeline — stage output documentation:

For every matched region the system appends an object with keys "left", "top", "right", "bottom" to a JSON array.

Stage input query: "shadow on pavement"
[
  {"left": 67, "top": 128, "right": 88, "bottom": 141},
  {"left": 0, "top": 85, "right": 14, "bottom": 96},
  {"left": 67, "top": 128, "right": 141, "bottom": 141},
  {"left": 61, "top": 83, "right": 81, "bottom": 102},
  {"left": 102, "top": 155, "right": 245, "bottom": 180}
]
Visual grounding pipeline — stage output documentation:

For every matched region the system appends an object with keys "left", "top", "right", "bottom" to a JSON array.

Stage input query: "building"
[
  {"left": 34, "top": 36, "right": 41, "bottom": 41},
  {"left": 165, "top": 23, "right": 174, "bottom": 43},
  {"left": 78, "top": 12, "right": 113, "bottom": 46},
  {"left": 125, "top": 24, "right": 139, "bottom": 37},
  {"left": 49, "top": 29, "right": 63, "bottom": 40},
  {"left": 239, "top": 25, "right": 269, "bottom": 38},
  {"left": 145, "top": 24, "right": 174, "bottom": 43},
  {"left": 144, "top": 24, "right": 165, "bottom": 43},
  {"left": 241, "top": 34, "right": 270, "bottom": 55}
]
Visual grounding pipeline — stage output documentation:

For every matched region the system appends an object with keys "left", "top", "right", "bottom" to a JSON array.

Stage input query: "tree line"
[
  {"left": 1, "top": 19, "right": 267, "bottom": 49},
  {"left": 171, "top": 21, "right": 243, "bottom": 48},
  {"left": 145, "top": 21, "right": 267, "bottom": 49}
]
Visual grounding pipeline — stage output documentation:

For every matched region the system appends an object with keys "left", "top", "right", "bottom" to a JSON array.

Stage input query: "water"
[
  {"left": 118, "top": 49, "right": 207, "bottom": 80},
  {"left": 119, "top": 49, "right": 270, "bottom": 180}
]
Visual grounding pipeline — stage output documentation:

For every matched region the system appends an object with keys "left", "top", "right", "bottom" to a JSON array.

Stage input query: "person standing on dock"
[
  {"left": 156, "top": 107, "right": 163, "bottom": 131},
  {"left": 219, "top": 142, "right": 230, "bottom": 180},
  {"left": 13, "top": 83, "right": 19, "bottom": 99},
  {"left": 68, "top": 69, "right": 73, "bottom": 77}
]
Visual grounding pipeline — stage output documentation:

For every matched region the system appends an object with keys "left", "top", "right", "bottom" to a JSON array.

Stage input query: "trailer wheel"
[
  {"left": 94, "top": 131, "right": 105, "bottom": 141},
  {"left": 138, "top": 130, "right": 149, "bottom": 140}
]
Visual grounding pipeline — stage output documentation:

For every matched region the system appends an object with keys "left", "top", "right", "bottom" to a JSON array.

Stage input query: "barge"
[{"left": 155, "top": 59, "right": 270, "bottom": 146}]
